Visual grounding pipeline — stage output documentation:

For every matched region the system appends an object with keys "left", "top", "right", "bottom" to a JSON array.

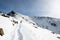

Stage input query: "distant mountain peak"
[{"left": 7, "top": 11, "right": 16, "bottom": 17}]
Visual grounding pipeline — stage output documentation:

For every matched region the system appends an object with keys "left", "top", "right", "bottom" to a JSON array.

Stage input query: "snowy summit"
[{"left": 0, "top": 11, "right": 60, "bottom": 40}]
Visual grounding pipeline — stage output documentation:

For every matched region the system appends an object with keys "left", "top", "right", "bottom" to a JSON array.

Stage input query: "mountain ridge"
[{"left": 0, "top": 11, "right": 60, "bottom": 40}]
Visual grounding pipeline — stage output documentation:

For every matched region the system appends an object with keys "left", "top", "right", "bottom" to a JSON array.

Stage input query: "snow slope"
[{"left": 0, "top": 11, "right": 60, "bottom": 40}]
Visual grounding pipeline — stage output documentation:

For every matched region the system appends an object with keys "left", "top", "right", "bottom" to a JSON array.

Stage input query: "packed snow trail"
[{"left": 16, "top": 21, "right": 23, "bottom": 40}]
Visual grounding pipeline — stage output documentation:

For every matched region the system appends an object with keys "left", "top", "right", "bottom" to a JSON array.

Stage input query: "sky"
[{"left": 0, "top": 0, "right": 60, "bottom": 18}]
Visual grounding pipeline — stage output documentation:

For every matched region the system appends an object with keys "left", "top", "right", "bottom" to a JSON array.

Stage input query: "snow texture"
[{"left": 0, "top": 11, "right": 60, "bottom": 40}]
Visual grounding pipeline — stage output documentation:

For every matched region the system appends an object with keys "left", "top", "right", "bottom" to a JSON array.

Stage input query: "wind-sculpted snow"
[{"left": 31, "top": 17, "right": 60, "bottom": 34}]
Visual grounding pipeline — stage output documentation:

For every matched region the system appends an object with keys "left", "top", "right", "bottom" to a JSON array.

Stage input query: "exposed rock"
[
  {"left": 7, "top": 11, "right": 16, "bottom": 17},
  {"left": 0, "top": 28, "right": 4, "bottom": 36},
  {"left": 51, "top": 23, "right": 56, "bottom": 26},
  {"left": 57, "top": 36, "right": 60, "bottom": 39},
  {"left": 12, "top": 20, "right": 18, "bottom": 24}
]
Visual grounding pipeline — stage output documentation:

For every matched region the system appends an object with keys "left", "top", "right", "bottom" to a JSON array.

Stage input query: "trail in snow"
[
  {"left": 0, "top": 11, "right": 60, "bottom": 40},
  {"left": 18, "top": 22, "right": 23, "bottom": 40}
]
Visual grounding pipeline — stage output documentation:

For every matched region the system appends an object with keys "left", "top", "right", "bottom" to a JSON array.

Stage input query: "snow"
[
  {"left": 0, "top": 12, "right": 60, "bottom": 40},
  {"left": 0, "top": 16, "right": 14, "bottom": 40}
]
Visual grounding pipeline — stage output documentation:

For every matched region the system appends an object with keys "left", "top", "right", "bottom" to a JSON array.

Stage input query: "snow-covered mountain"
[{"left": 0, "top": 11, "right": 60, "bottom": 40}]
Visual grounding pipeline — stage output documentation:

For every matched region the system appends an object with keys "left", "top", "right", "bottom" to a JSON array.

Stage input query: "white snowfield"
[{"left": 0, "top": 11, "right": 60, "bottom": 40}]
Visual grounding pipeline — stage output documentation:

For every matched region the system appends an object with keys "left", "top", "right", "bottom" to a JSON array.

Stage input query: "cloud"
[
  {"left": 32, "top": 0, "right": 60, "bottom": 18},
  {"left": 47, "top": 0, "right": 60, "bottom": 18}
]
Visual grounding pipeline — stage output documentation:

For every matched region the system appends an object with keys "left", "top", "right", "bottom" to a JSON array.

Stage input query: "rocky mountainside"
[{"left": 0, "top": 11, "right": 60, "bottom": 40}]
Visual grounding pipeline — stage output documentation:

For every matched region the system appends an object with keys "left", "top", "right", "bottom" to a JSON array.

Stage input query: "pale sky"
[{"left": 0, "top": 0, "right": 60, "bottom": 18}]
